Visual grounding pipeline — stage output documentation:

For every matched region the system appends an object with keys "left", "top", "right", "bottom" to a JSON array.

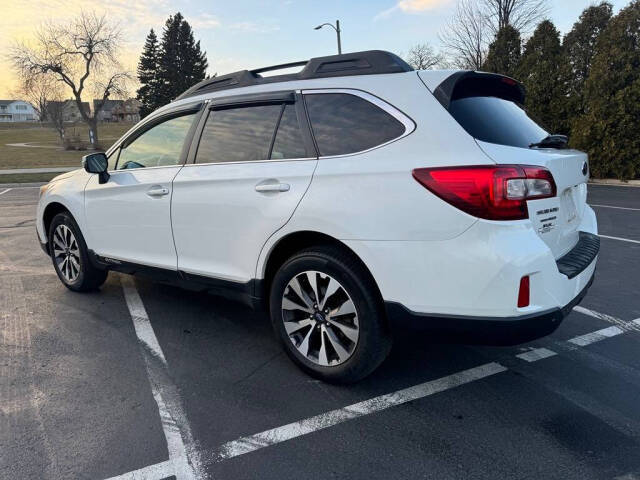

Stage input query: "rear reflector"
[
  {"left": 412, "top": 165, "right": 556, "bottom": 220},
  {"left": 518, "top": 276, "right": 530, "bottom": 308}
]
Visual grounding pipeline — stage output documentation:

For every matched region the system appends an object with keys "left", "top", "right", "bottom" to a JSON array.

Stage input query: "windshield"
[{"left": 449, "top": 96, "right": 548, "bottom": 149}]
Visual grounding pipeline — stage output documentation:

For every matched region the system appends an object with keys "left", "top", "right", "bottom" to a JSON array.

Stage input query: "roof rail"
[{"left": 175, "top": 50, "right": 413, "bottom": 101}]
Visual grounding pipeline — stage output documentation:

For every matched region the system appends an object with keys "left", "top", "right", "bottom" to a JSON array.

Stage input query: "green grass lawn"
[{"left": 0, "top": 122, "right": 134, "bottom": 170}]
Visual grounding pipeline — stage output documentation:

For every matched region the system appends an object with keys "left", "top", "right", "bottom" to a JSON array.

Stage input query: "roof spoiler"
[
  {"left": 175, "top": 50, "right": 414, "bottom": 101},
  {"left": 432, "top": 71, "right": 525, "bottom": 109}
]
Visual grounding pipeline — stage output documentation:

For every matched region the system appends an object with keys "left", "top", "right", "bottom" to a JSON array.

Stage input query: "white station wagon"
[{"left": 37, "top": 50, "right": 599, "bottom": 382}]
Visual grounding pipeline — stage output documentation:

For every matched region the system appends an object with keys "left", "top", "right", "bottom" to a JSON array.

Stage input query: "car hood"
[{"left": 49, "top": 168, "right": 84, "bottom": 184}]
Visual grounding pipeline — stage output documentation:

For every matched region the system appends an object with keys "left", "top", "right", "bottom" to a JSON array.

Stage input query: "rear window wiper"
[{"left": 529, "top": 134, "right": 568, "bottom": 149}]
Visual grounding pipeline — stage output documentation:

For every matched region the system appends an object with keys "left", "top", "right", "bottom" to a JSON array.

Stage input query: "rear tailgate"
[
  {"left": 422, "top": 69, "right": 591, "bottom": 259},
  {"left": 477, "top": 141, "right": 589, "bottom": 258}
]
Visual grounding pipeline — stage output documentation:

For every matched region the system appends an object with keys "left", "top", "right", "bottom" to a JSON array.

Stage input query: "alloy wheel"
[
  {"left": 281, "top": 270, "right": 359, "bottom": 366},
  {"left": 52, "top": 224, "right": 81, "bottom": 283}
]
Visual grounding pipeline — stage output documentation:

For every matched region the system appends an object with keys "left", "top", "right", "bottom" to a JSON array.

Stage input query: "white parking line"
[
  {"left": 105, "top": 293, "right": 637, "bottom": 475},
  {"left": 105, "top": 460, "right": 174, "bottom": 480},
  {"left": 568, "top": 326, "right": 624, "bottom": 347},
  {"left": 119, "top": 276, "right": 205, "bottom": 480},
  {"left": 591, "top": 204, "right": 640, "bottom": 212},
  {"left": 122, "top": 280, "right": 167, "bottom": 365},
  {"left": 0, "top": 188, "right": 12, "bottom": 196},
  {"left": 215, "top": 362, "right": 507, "bottom": 461},
  {"left": 516, "top": 347, "right": 557, "bottom": 362},
  {"left": 573, "top": 306, "right": 640, "bottom": 332},
  {"left": 599, "top": 234, "right": 640, "bottom": 245}
]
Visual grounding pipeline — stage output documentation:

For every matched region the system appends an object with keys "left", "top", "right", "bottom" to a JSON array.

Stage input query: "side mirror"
[{"left": 82, "top": 152, "right": 110, "bottom": 184}]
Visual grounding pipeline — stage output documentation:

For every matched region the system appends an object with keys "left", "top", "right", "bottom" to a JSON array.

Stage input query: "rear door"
[
  {"left": 84, "top": 106, "right": 201, "bottom": 269},
  {"left": 171, "top": 92, "right": 318, "bottom": 284}
]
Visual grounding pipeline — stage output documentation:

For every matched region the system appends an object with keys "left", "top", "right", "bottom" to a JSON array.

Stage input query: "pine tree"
[
  {"left": 572, "top": 0, "right": 640, "bottom": 180},
  {"left": 483, "top": 25, "right": 522, "bottom": 78},
  {"left": 178, "top": 20, "right": 208, "bottom": 93},
  {"left": 517, "top": 20, "right": 566, "bottom": 134},
  {"left": 136, "top": 29, "right": 160, "bottom": 119},
  {"left": 156, "top": 13, "right": 209, "bottom": 106},
  {"left": 562, "top": 2, "right": 613, "bottom": 122},
  {"left": 156, "top": 13, "right": 183, "bottom": 107}
]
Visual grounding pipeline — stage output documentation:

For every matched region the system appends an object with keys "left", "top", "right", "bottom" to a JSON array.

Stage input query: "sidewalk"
[{"left": 0, "top": 166, "right": 76, "bottom": 175}]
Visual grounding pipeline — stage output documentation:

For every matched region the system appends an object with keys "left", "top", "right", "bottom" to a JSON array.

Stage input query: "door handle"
[
  {"left": 255, "top": 183, "right": 290, "bottom": 193},
  {"left": 147, "top": 186, "right": 170, "bottom": 197}
]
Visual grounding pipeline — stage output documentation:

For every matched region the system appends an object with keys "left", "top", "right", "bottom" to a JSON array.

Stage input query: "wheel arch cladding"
[
  {"left": 43, "top": 202, "right": 72, "bottom": 238},
  {"left": 262, "top": 230, "right": 385, "bottom": 308}
]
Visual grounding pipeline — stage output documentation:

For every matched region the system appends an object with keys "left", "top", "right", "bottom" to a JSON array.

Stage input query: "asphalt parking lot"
[{"left": 1, "top": 183, "right": 639, "bottom": 480}]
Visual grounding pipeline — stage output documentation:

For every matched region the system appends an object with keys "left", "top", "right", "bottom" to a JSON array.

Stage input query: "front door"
[
  {"left": 84, "top": 109, "right": 200, "bottom": 269},
  {"left": 172, "top": 97, "right": 318, "bottom": 284}
]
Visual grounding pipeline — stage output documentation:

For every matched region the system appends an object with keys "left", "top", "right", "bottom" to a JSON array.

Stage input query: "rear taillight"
[{"left": 412, "top": 165, "right": 556, "bottom": 220}]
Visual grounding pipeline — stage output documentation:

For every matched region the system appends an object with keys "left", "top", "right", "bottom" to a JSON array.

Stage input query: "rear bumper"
[
  {"left": 344, "top": 205, "right": 598, "bottom": 319},
  {"left": 385, "top": 271, "right": 594, "bottom": 345}
]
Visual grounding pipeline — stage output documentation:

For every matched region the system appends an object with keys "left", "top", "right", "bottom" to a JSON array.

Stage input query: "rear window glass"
[
  {"left": 449, "top": 96, "right": 548, "bottom": 149},
  {"left": 305, "top": 93, "right": 406, "bottom": 156}
]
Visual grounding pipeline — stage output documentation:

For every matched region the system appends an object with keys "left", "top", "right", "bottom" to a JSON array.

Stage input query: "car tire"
[
  {"left": 48, "top": 212, "right": 108, "bottom": 292},
  {"left": 270, "top": 245, "right": 391, "bottom": 383}
]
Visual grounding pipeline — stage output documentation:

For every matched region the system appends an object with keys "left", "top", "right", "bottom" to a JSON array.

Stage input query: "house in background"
[
  {"left": 111, "top": 99, "right": 141, "bottom": 123},
  {"left": 44, "top": 100, "right": 90, "bottom": 123},
  {"left": 93, "top": 98, "right": 140, "bottom": 123},
  {"left": 0, "top": 100, "right": 37, "bottom": 122},
  {"left": 93, "top": 99, "right": 123, "bottom": 122}
]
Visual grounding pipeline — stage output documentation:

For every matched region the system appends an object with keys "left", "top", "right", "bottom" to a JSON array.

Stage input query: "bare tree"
[
  {"left": 439, "top": 0, "right": 489, "bottom": 70},
  {"left": 406, "top": 43, "right": 445, "bottom": 70},
  {"left": 45, "top": 100, "right": 67, "bottom": 143},
  {"left": 10, "top": 12, "right": 131, "bottom": 149},
  {"left": 482, "top": 0, "right": 550, "bottom": 33},
  {"left": 13, "top": 75, "right": 67, "bottom": 141}
]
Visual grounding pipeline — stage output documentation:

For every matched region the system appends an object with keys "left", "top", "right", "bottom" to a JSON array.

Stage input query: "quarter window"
[
  {"left": 271, "top": 104, "right": 307, "bottom": 159},
  {"left": 116, "top": 113, "right": 196, "bottom": 170},
  {"left": 304, "top": 93, "right": 406, "bottom": 156}
]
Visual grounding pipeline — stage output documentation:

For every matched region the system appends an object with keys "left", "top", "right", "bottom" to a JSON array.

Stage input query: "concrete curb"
[{"left": 589, "top": 179, "right": 640, "bottom": 187}]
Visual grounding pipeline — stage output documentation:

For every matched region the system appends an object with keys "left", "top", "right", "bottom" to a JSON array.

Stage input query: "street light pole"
[{"left": 314, "top": 20, "right": 342, "bottom": 55}]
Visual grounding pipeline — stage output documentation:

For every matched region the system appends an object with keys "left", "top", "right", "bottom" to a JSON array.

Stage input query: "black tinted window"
[
  {"left": 449, "top": 96, "right": 548, "bottom": 148},
  {"left": 271, "top": 104, "right": 307, "bottom": 159},
  {"left": 196, "top": 105, "right": 281, "bottom": 163},
  {"left": 117, "top": 113, "right": 196, "bottom": 170},
  {"left": 305, "top": 93, "right": 406, "bottom": 156}
]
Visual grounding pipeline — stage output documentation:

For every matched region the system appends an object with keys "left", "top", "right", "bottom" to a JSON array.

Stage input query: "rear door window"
[
  {"left": 304, "top": 93, "right": 406, "bottom": 156},
  {"left": 195, "top": 104, "right": 282, "bottom": 163},
  {"left": 448, "top": 96, "right": 548, "bottom": 149}
]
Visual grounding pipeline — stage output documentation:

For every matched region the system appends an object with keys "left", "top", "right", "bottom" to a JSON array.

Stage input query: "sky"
[{"left": 0, "top": 0, "right": 631, "bottom": 99}]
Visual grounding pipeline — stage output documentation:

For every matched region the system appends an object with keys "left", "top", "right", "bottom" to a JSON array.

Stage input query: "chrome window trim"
[
  {"left": 301, "top": 88, "right": 416, "bottom": 159},
  {"left": 181, "top": 156, "right": 317, "bottom": 168},
  {"left": 107, "top": 164, "right": 184, "bottom": 174}
]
